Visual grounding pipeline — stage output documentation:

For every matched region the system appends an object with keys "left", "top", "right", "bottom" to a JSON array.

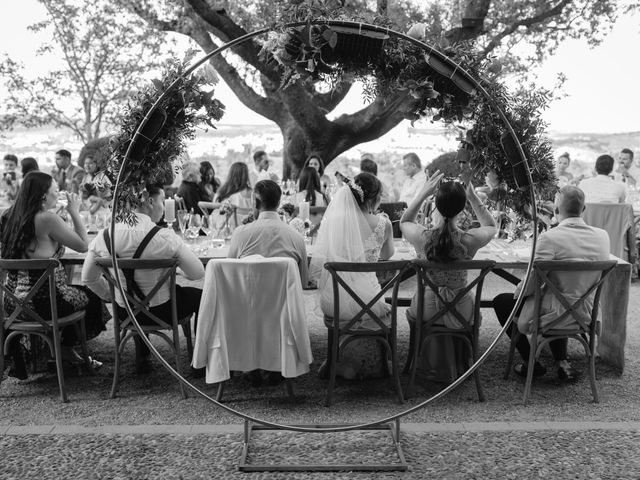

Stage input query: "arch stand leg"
[{"left": 238, "top": 418, "right": 407, "bottom": 472}]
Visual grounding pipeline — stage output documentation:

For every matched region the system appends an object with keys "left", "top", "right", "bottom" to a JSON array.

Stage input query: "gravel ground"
[
  {"left": 2, "top": 275, "right": 639, "bottom": 427},
  {"left": 2, "top": 276, "right": 640, "bottom": 477},
  {"left": 1, "top": 430, "right": 639, "bottom": 479}
]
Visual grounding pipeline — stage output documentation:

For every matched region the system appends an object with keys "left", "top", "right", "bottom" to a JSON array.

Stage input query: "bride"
[{"left": 311, "top": 172, "right": 395, "bottom": 377}]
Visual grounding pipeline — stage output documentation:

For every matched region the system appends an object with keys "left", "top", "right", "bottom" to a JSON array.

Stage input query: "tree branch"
[
  {"left": 481, "top": 0, "right": 572, "bottom": 58},
  {"left": 189, "top": 26, "right": 283, "bottom": 123},
  {"left": 330, "top": 92, "right": 412, "bottom": 146}
]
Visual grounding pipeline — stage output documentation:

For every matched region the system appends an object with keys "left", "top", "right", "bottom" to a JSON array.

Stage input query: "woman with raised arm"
[
  {"left": 0, "top": 172, "right": 108, "bottom": 378},
  {"left": 400, "top": 171, "right": 497, "bottom": 381}
]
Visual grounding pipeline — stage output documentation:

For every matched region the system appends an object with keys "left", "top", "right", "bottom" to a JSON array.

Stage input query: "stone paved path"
[{"left": 2, "top": 422, "right": 640, "bottom": 479}]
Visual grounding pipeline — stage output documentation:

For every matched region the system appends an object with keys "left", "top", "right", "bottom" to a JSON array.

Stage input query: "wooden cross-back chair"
[
  {"left": 408, "top": 259, "right": 496, "bottom": 401},
  {"left": 0, "top": 259, "right": 89, "bottom": 403},
  {"left": 322, "top": 260, "right": 411, "bottom": 407},
  {"left": 95, "top": 258, "right": 193, "bottom": 399},
  {"left": 506, "top": 260, "right": 617, "bottom": 405}
]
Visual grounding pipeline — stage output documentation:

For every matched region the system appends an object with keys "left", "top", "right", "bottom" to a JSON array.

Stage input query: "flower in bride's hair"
[{"left": 344, "top": 177, "right": 364, "bottom": 203}]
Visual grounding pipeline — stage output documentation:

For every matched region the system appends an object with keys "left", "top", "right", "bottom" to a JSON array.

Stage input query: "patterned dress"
[
  {"left": 4, "top": 245, "right": 109, "bottom": 344},
  {"left": 407, "top": 229, "right": 475, "bottom": 383}
]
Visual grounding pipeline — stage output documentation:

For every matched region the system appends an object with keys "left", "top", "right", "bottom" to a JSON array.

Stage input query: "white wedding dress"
[{"left": 311, "top": 186, "right": 390, "bottom": 330}]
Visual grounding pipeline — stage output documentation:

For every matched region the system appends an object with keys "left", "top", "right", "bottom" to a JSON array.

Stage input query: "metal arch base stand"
[{"left": 238, "top": 419, "right": 407, "bottom": 472}]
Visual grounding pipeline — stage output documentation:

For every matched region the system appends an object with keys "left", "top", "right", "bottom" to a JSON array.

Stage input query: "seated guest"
[
  {"left": 295, "top": 166, "right": 328, "bottom": 228},
  {"left": 2, "top": 154, "right": 19, "bottom": 202},
  {"left": 614, "top": 148, "right": 638, "bottom": 186},
  {"left": 82, "top": 184, "right": 204, "bottom": 373},
  {"left": 401, "top": 173, "right": 496, "bottom": 325},
  {"left": 555, "top": 152, "right": 574, "bottom": 187},
  {"left": 199, "top": 161, "right": 220, "bottom": 201},
  {"left": 1, "top": 172, "right": 108, "bottom": 378},
  {"left": 249, "top": 150, "right": 278, "bottom": 187},
  {"left": 21, "top": 157, "right": 39, "bottom": 177},
  {"left": 311, "top": 172, "right": 394, "bottom": 379},
  {"left": 52, "top": 149, "right": 84, "bottom": 193},
  {"left": 213, "top": 162, "right": 253, "bottom": 228},
  {"left": 400, "top": 172, "right": 496, "bottom": 381},
  {"left": 360, "top": 155, "right": 395, "bottom": 203},
  {"left": 578, "top": 154, "right": 626, "bottom": 203},
  {"left": 493, "top": 186, "right": 610, "bottom": 380},
  {"left": 80, "top": 155, "right": 112, "bottom": 214},
  {"left": 228, "top": 179, "right": 308, "bottom": 287},
  {"left": 177, "top": 162, "right": 207, "bottom": 212},
  {"left": 303, "top": 154, "right": 332, "bottom": 194}
]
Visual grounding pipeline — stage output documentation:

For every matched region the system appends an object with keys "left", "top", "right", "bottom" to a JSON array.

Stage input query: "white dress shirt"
[
  {"left": 399, "top": 171, "right": 426, "bottom": 204},
  {"left": 578, "top": 175, "right": 626, "bottom": 203},
  {"left": 81, "top": 213, "right": 204, "bottom": 307},
  {"left": 228, "top": 211, "right": 308, "bottom": 286}
]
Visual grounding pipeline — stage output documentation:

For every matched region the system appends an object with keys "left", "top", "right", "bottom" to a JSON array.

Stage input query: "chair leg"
[
  {"left": 471, "top": 345, "right": 485, "bottom": 403},
  {"left": 405, "top": 324, "right": 423, "bottom": 400},
  {"left": 181, "top": 321, "right": 193, "bottom": 358},
  {"left": 77, "top": 319, "right": 93, "bottom": 375},
  {"left": 504, "top": 330, "right": 518, "bottom": 380},
  {"left": 587, "top": 335, "right": 599, "bottom": 403},
  {"left": 403, "top": 322, "right": 415, "bottom": 374},
  {"left": 215, "top": 382, "right": 224, "bottom": 402},
  {"left": 325, "top": 329, "right": 339, "bottom": 407},
  {"left": 51, "top": 326, "right": 68, "bottom": 403},
  {"left": 171, "top": 326, "right": 187, "bottom": 400},
  {"left": 379, "top": 340, "right": 390, "bottom": 377},
  {"left": 110, "top": 328, "right": 124, "bottom": 399},
  {"left": 285, "top": 378, "right": 294, "bottom": 399},
  {"left": 390, "top": 338, "right": 404, "bottom": 404},
  {"left": 522, "top": 334, "right": 538, "bottom": 406}
]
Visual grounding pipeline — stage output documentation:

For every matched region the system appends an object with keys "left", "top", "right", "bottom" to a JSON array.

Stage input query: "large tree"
[
  {"left": 121, "top": 0, "right": 618, "bottom": 178},
  {"left": 0, "top": 0, "right": 175, "bottom": 142}
]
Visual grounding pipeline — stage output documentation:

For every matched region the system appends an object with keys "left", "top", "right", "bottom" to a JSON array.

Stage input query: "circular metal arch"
[{"left": 108, "top": 20, "right": 539, "bottom": 433}]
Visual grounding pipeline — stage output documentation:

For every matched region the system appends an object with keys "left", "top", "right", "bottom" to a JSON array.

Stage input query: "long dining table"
[{"left": 61, "top": 236, "right": 630, "bottom": 372}]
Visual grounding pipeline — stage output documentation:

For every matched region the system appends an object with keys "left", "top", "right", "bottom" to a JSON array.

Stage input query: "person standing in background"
[{"left": 398, "top": 152, "right": 427, "bottom": 205}]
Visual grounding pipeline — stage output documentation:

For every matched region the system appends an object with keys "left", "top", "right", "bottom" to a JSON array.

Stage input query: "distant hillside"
[{"left": 1, "top": 124, "right": 638, "bottom": 181}]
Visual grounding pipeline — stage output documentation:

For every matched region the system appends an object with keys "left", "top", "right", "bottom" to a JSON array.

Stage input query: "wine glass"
[
  {"left": 176, "top": 210, "right": 189, "bottom": 236},
  {"left": 186, "top": 213, "right": 201, "bottom": 240}
]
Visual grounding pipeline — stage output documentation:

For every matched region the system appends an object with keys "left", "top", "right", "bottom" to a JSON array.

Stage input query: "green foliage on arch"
[{"left": 261, "top": 4, "right": 558, "bottom": 212}]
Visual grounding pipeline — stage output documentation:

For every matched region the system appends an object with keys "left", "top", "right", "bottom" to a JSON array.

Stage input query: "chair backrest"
[
  {"left": 411, "top": 259, "right": 496, "bottom": 332},
  {"left": 324, "top": 260, "right": 411, "bottom": 333},
  {"left": 531, "top": 260, "right": 617, "bottom": 336},
  {"left": 0, "top": 259, "right": 61, "bottom": 330},
  {"left": 95, "top": 258, "right": 179, "bottom": 330},
  {"left": 194, "top": 256, "right": 312, "bottom": 375},
  {"left": 583, "top": 203, "right": 633, "bottom": 260},
  {"left": 379, "top": 202, "right": 407, "bottom": 238}
]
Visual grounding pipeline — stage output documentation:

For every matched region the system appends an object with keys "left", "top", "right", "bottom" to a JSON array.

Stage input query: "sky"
[{"left": 1, "top": 1, "right": 639, "bottom": 134}]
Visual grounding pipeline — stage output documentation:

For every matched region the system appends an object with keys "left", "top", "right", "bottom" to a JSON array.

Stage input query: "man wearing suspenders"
[{"left": 82, "top": 184, "right": 205, "bottom": 373}]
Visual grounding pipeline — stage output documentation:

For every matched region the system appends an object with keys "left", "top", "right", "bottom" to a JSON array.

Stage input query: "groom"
[{"left": 228, "top": 179, "right": 308, "bottom": 288}]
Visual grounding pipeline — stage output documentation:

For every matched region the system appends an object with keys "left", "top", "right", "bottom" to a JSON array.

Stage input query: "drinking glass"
[
  {"left": 201, "top": 215, "right": 212, "bottom": 237},
  {"left": 185, "top": 213, "right": 201, "bottom": 241},
  {"left": 176, "top": 210, "right": 189, "bottom": 236}
]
